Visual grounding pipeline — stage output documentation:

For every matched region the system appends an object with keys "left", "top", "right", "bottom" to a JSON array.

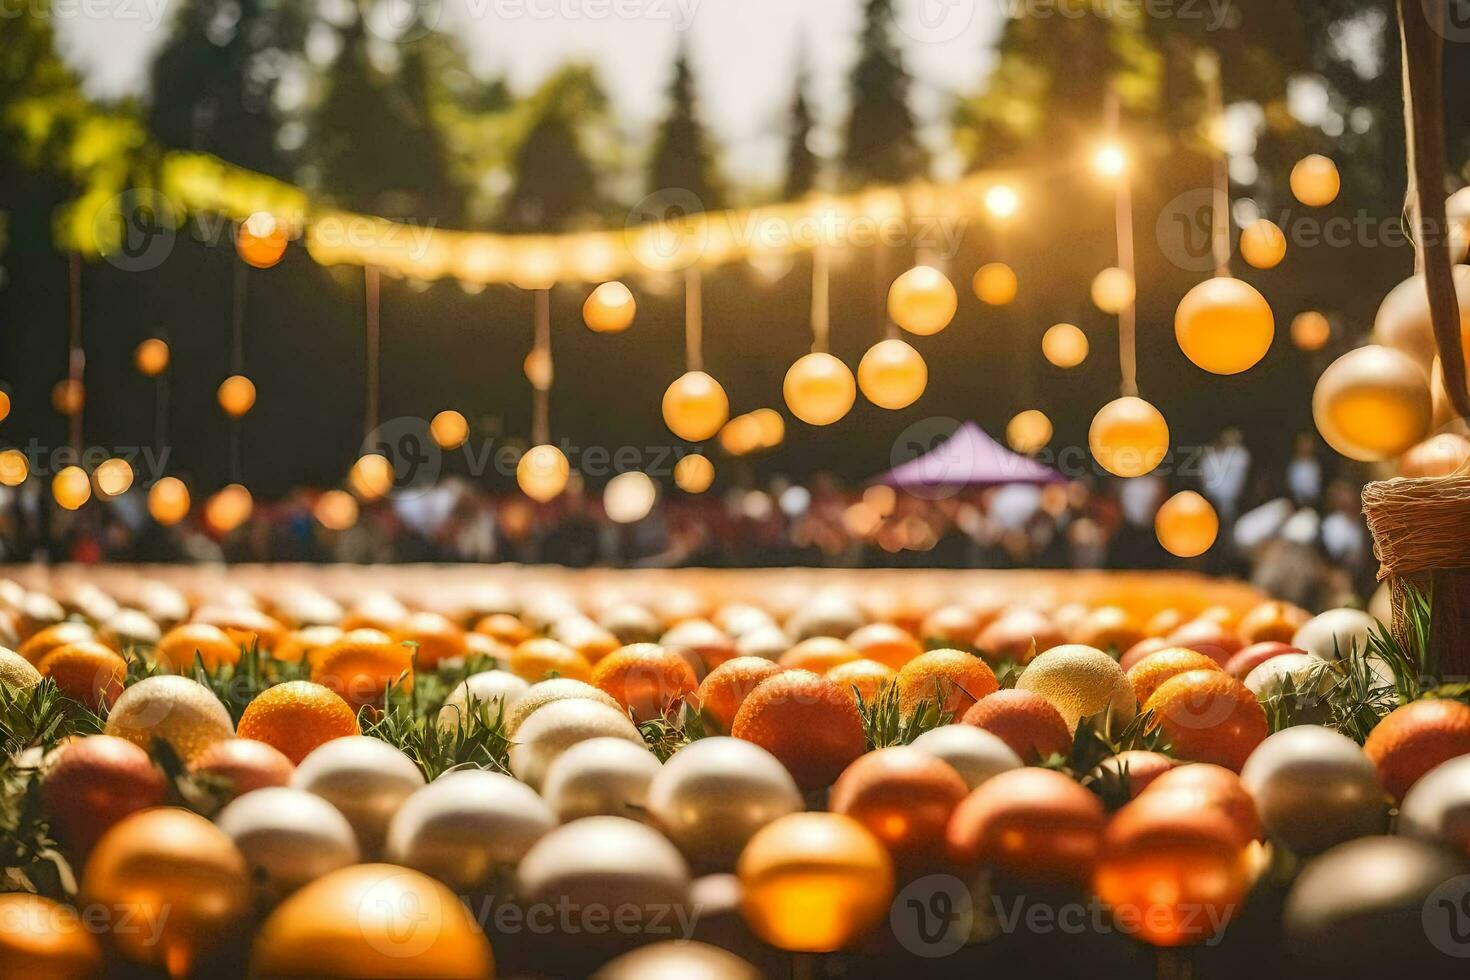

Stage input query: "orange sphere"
[
  {"left": 134, "top": 337, "right": 170, "bottom": 376},
  {"left": 1089, "top": 396, "right": 1169, "bottom": 478},
  {"left": 583, "top": 280, "right": 637, "bottom": 333},
  {"left": 738, "top": 813, "right": 894, "bottom": 953},
  {"left": 895, "top": 648, "right": 999, "bottom": 718},
  {"left": 156, "top": 622, "right": 240, "bottom": 672},
  {"left": 591, "top": 642, "right": 699, "bottom": 721},
  {"left": 189, "top": 738, "right": 295, "bottom": 799},
  {"left": 312, "top": 634, "right": 415, "bottom": 709},
  {"left": 1239, "top": 218, "right": 1287, "bottom": 269},
  {"left": 509, "top": 637, "right": 593, "bottom": 683},
  {"left": 889, "top": 265, "right": 957, "bottom": 335},
  {"left": 389, "top": 611, "right": 467, "bottom": 669},
  {"left": 0, "top": 893, "right": 103, "bottom": 980},
  {"left": 731, "top": 671, "right": 867, "bottom": 790},
  {"left": 846, "top": 622, "right": 922, "bottom": 670},
  {"left": 830, "top": 747, "right": 969, "bottom": 868},
  {"left": 696, "top": 657, "right": 785, "bottom": 733},
  {"left": 36, "top": 641, "right": 126, "bottom": 710},
  {"left": 237, "top": 212, "right": 288, "bottom": 268},
  {"left": 920, "top": 605, "right": 982, "bottom": 646},
  {"left": 1142, "top": 763, "right": 1261, "bottom": 845},
  {"left": 475, "top": 612, "right": 533, "bottom": 646},
  {"left": 1071, "top": 605, "right": 1145, "bottom": 654},
  {"left": 961, "top": 689, "right": 1073, "bottom": 763},
  {"left": 41, "top": 735, "right": 166, "bottom": 853},
  {"left": 783, "top": 352, "right": 857, "bottom": 426},
  {"left": 1125, "top": 647, "right": 1224, "bottom": 705},
  {"left": 779, "top": 636, "right": 859, "bottom": 673},
  {"left": 1093, "top": 788, "right": 1256, "bottom": 947},
  {"left": 217, "top": 374, "right": 257, "bottom": 417},
  {"left": 1363, "top": 699, "right": 1470, "bottom": 800},
  {"left": 975, "top": 608, "right": 1063, "bottom": 663},
  {"left": 236, "top": 681, "right": 360, "bottom": 764},
  {"left": 1143, "top": 671, "right": 1268, "bottom": 771},
  {"left": 1144, "top": 608, "right": 1188, "bottom": 638},
  {"left": 1089, "top": 750, "right": 1175, "bottom": 799},
  {"left": 662, "top": 371, "right": 729, "bottom": 442},
  {"left": 192, "top": 606, "right": 284, "bottom": 654},
  {"left": 1164, "top": 618, "right": 1242, "bottom": 666},
  {"left": 1237, "top": 600, "right": 1311, "bottom": 646},
  {"left": 1155, "top": 491, "right": 1219, "bottom": 558},
  {"left": 826, "top": 659, "right": 895, "bottom": 704},
  {"left": 18, "top": 621, "right": 95, "bottom": 664},
  {"left": 947, "top": 767, "right": 1105, "bottom": 884}
]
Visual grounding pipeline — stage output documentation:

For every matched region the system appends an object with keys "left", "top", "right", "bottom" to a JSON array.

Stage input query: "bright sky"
[{"left": 54, "top": 0, "right": 1005, "bottom": 182}]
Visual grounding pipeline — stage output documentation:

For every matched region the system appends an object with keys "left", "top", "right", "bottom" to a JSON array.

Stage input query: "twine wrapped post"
[{"left": 1363, "top": 478, "right": 1470, "bottom": 679}]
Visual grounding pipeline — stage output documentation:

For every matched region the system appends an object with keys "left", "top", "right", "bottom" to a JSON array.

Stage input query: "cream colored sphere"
[
  {"left": 1399, "top": 755, "right": 1470, "bottom": 856},
  {"left": 1089, "top": 396, "right": 1169, "bottom": 477},
  {"left": 542, "top": 736, "right": 663, "bottom": 823},
  {"left": 1239, "top": 725, "right": 1386, "bottom": 853},
  {"left": 215, "top": 787, "right": 360, "bottom": 898},
  {"left": 662, "top": 371, "right": 729, "bottom": 442},
  {"left": 1091, "top": 266, "right": 1135, "bottom": 314},
  {"left": 518, "top": 444, "right": 571, "bottom": 502},
  {"left": 504, "top": 677, "right": 622, "bottom": 735},
  {"left": 888, "top": 265, "right": 957, "bottom": 335},
  {"left": 784, "top": 352, "right": 856, "bottom": 426},
  {"left": 290, "top": 736, "right": 425, "bottom": 858},
  {"left": 1015, "top": 643, "right": 1135, "bottom": 732},
  {"left": 1371, "top": 266, "right": 1470, "bottom": 370},
  {"left": 1042, "top": 323, "right": 1089, "bottom": 368},
  {"left": 858, "top": 339, "right": 927, "bottom": 410},
  {"left": 104, "top": 675, "right": 235, "bottom": 763},
  {"left": 1006, "top": 409, "right": 1053, "bottom": 454},
  {"left": 1312, "top": 345, "right": 1431, "bottom": 461},
  {"left": 1291, "top": 608, "right": 1378, "bottom": 661},
  {"left": 509, "top": 697, "right": 645, "bottom": 790},
  {"left": 436, "top": 669, "right": 529, "bottom": 730},
  {"left": 909, "top": 724, "right": 1022, "bottom": 791}
]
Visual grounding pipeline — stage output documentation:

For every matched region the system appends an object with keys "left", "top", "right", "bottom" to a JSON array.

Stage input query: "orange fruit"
[
  {"left": 36, "top": 641, "right": 127, "bottom": 710},
  {"left": 1164, "top": 619, "right": 1242, "bottom": 666},
  {"left": 779, "top": 636, "right": 859, "bottom": 673},
  {"left": 1143, "top": 670, "right": 1267, "bottom": 772},
  {"left": 1141, "top": 763, "right": 1261, "bottom": 844},
  {"left": 1089, "top": 750, "right": 1175, "bottom": 799},
  {"left": 826, "top": 659, "right": 896, "bottom": 704},
  {"left": 1145, "top": 607, "right": 1187, "bottom": 638},
  {"left": 846, "top": 623, "right": 922, "bottom": 670},
  {"left": 974, "top": 608, "right": 1062, "bottom": 663},
  {"left": 697, "top": 657, "right": 785, "bottom": 733},
  {"left": 830, "top": 746, "right": 968, "bottom": 868},
  {"left": 919, "top": 605, "right": 982, "bottom": 647},
  {"left": 475, "top": 612, "right": 533, "bottom": 646},
  {"left": 961, "top": 689, "right": 1072, "bottom": 762},
  {"left": 0, "top": 893, "right": 103, "bottom": 976},
  {"left": 552, "top": 618, "right": 622, "bottom": 665},
  {"left": 1223, "top": 641, "right": 1302, "bottom": 680},
  {"left": 1071, "top": 605, "right": 1145, "bottom": 654},
  {"left": 1363, "top": 699, "right": 1470, "bottom": 800},
  {"left": 894, "top": 649, "right": 998, "bottom": 718},
  {"left": 311, "top": 634, "right": 415, "bottom": 709},
  {"left": 192, "top": 607, "right": 285, "bottom": 653},
  {"left": 509, "top": 637, "right": 592, "bottom": 683},
  {"left": 271, "top": 626, "right": 343, "bottom": 665},
  {"left": 41, "top": 735, "right": 166, "bottom": 853},
  {"left": 155, "top": 623, "right": 241, "bottom": 672},
  {"left": 590, "top": 642, "right": 699, "bottom": 721},
  {"left": 18, "top": 621, "right": 94, "bottom": 664},
  {"left": 947, "top": 767, "right": 1105, "bottom": 885},
  {"left": 390, "top": 611, "right": 467, "bottom": 669},
  {"left": 236, "top": 681, "right": 360, "bottom": 764},
  {"left": 732, "top": 671, "right": 867, "bottom": 790},
  {"left": 189, "top": 738, "right": 295, "bottom": 798},
  {"left": 1237, "top": 600, "right": 1310, "bottom": 645},
  {"left": 1119, "top": 636, "right": 1172, "bottom": 672},
  {"left": 1125, "top": 648, "right": 1224, "bottom": 705}
]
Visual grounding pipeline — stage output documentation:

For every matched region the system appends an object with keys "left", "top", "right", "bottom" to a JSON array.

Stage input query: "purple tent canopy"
[{"left": 876, "top": 421, "right": 1063, "bottom": 490}]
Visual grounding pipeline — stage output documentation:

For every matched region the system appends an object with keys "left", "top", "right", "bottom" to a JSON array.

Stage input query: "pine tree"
[
  {"left": 783, "top": 47, "right": 817, "bottom": 200},
  {"left": 841, "top": 0, "right": 926, "bottom": 187},
  {"left": 647, "top": 49, "right": 725, "bottom": 212},
  {"left": 500, "top": 67, "right": 608, "bottom": 232},
  {"left": 147, "top": 0, "right": 299, "bottom": 178}
]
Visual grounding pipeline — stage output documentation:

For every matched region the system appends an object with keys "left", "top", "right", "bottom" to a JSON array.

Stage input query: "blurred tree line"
[{"left": 1, "top": 0, "right": 1468, "bottom": 499}]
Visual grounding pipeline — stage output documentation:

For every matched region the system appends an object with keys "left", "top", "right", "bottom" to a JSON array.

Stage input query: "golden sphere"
[
  {"left": 737, "top": 812, "right": 894, "bottom": 953},
  {"left": 1042, "top": 323, "right": 1089, "bottom": 368},
  {"left": 1155, "top": 490, "right": 1219, "bottom": 558},
  {"left": 149, "top": 477, "right": 191, "bottom": 525},
  {"left": 105, "top": 675, "right": 235, "bottom": 762},
  {"left": 1372, "top": 266, "right": 1470, "bottom": 370},
  {"left": 784, "top": 352, "right": 855, "bottom": 426},
  {"left": 662, "top": 371, "right": 729, "bottom": 442},
  {"left": 973, "top": 262, "right": 1018, "bottom": 306},
  {"left": 518, "top": 444, "right": 570, "bottom": 502},
  {"left": 1174, "top": 277, "right": 1275, "bottom": 375},
  {"left": 51, "top": 379, "right": 84, "bottom": 416},
  {"left": 94, "top": 457, "right": 134, "bottom": 497},
  {"left": 0, "top": 388, "right": 9, "bottom": 423},
  {"left": 135, "top": 338, "right": 170, "bottom": 376},
  {"left": 205, "top": 483, "right": 254, "bottom": 533},
  {"left": 1239, "top": 219, "right": 1287, "bottom": 269},
  {"left": 0, "top": 893, "right": 103, "bottom": 980},
  {"left": 250, "top": 863, "right": 494, "bottom": 977},
  {"left": 1089, "top": 396, "right": 1169, "bottom": 477},
  {"left": 1312, "top": 345, "right": 1432, "bottom": 461},
  {"left": 524, "top": 348, "right": 554, "bottom": 390},
  {"left": 888, "top": 265, "right": 957, "bottom": 335},
  {"left": 0, "top": 449, "right": 28, "bottom": 487},
  {"left": 217, "top": 375, "right": 257, "bottom": 417},
  {"left": 1007, "top": 409, "right": 1053, "bottom": 454},
  {"left": 1291, "top": 311, "right": 1332, "bottom": 351},
  {"left": 349, "top": 454, "right": 394, "bottom": 501},
  {"left": 719, "top": 414, "right": 762, "bottom": 456},
  {"left": 314, "top": 489, "right": 360, "bottom": 531},
  {"left": 584, "top": 281, "right": 636, "bottom": 333},
  {"left": 430, "top": 410, "right": 469, "bottom": 450},
  {"left": 237, "top": 212, "right": 288, "bottom": 269},
  {"left": 674, "top": 454, "right": 715, "bottom": 493},
  {"left": 1399, "top": 433, "right": 1470, "bottom": 478},
  {"left": 81, "top": 808, "right": 250, "bottom": 973},
  {"left": 1092, "top": 267, "right": 1136, "bottom": 314},
  {"left": 593, "top": 941, "right": 759, "bottom": 980},
  {"left": 858, "top": 339, "right": 927, "bottom": 410},
  {"left": 750, "top": 408, "right": 785, "bottom": 448},
  {"left": 1290, "top": 154, "right": 1340, "bottom": 207},
  {"left": 52, "top": 466, "right": 91, "bottom": 511}
]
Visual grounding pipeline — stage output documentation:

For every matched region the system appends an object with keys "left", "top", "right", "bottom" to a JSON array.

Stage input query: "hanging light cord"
[
  {"left": 67, "top": 253, "right": 84, "bottom": 454},
  {"left": 229, "top": 260, "right": 249, "bottom": 483},
  {"left": 1202, "top": 50, "right": 1232, "bottom": 279},
  {"left": 364, "top": 265, "right": 381, "bottom": 438},
  {"left": 811, "top": 247, "right": 831, "bottom": 353},
  {"left": 684, "top": 268, "right": 703, "bottom": 372},
  {"left": 1107, "top": 91, "right": 1139, "bottom": 398},
  {"left": 532, "top": 288, "right": 551, "bottom": 446}
]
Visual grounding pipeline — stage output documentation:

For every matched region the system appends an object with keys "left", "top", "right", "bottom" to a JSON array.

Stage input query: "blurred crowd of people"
[{"left": 0, "top": 431, "right": 1372, "bottom": 610}]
